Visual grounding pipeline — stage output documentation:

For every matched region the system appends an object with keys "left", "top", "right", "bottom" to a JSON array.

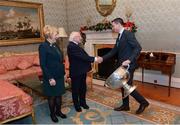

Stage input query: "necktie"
[
  {"left": 118, "top": 33, "right": 121, "bottom": 40},
  {"left": 116, "top": 33, "right": 121, "bottom": 47}
]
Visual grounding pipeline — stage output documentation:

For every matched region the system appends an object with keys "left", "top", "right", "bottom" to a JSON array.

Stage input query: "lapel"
[
  {"left": 116, "top": 31, "right": 125, "bottom": 48},
  {"left": 46, "top": 40, "right": 63, "bottom": 60},
  {"left": 70, "top": 41, "right": 80, "bottom": 49},
  {"left": 71, "top": 41, "right": 85, "bottom": 51},
  {"left": 116, "top": 30, "right": 127, "bottom": 53}
]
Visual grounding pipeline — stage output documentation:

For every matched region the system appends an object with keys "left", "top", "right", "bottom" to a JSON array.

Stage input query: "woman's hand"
[{"left": 49, "top": 78, "right": 56, "bottom": 86}]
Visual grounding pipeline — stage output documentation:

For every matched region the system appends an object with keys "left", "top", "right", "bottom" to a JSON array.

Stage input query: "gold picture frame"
[
  {"left": 0, "top": 0, "right": 44, "bottom": 46},
  {"left": 95, "top": 0, "right": 116, "bottom": 17}
]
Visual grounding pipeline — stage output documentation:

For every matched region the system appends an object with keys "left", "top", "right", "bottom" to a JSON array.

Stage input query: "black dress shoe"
[
  {"left": 56, "top": 111, "right": 67, "bottom": 119},
  {"left": 75, "top": 107, "right": 82, "bottom": 112},
  {"left": 80, "top": 104, "right": 89, "bottom": 109},
  {"left": 136, "top": 102, "right": 149, "bottom": 114},
  {"left": 50, "top": 114, "right": 58, "bottom": 123},
  {"left": 114, "top": 105, "right": 130, "bottom": 111}
]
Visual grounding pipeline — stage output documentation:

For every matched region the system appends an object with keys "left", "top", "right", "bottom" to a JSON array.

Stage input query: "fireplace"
[
  {"left": 83, "top": 30, "right": 118, "bottom": 80},
  {"left": 92, "top": 44, "right": 119, "bottom": 80},
  {"left": 96, "top": 47, "right": 118, "bottom": 79}
]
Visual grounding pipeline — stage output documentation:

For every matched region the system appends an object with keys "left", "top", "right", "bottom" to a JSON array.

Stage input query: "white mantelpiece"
[
  {"left": 84, "top": 30, "right": 118, "bottom": 56},
  {"left": 83, "top": 30, "right": 180, "bottom": 88}
]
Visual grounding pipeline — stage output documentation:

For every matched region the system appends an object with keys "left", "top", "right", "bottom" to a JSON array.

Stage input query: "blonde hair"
[{"left": 43, "top": 25, "right": 58, "bottom": 38}]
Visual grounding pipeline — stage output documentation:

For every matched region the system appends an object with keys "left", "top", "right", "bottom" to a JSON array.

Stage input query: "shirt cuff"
[{"left": 95, "top": 57, "right": 97, "bottom": 62}]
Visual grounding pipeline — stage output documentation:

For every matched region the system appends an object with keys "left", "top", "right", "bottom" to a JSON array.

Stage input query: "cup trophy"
[{"left": 105, "top": 64, "right": 136, "bottom": 98}]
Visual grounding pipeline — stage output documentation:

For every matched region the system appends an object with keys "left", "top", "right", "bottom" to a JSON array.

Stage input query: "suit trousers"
[
  {"left": 71, "top": 73, "right": 87, "bottom": 108},
  {"left": 121, "top": 68, "right": 148, "bottom": 107}
]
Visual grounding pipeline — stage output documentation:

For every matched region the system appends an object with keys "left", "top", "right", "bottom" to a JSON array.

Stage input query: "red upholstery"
[
  {"left": 0, "top": 80, "right": 32, "bottom": 122},
  {"left": 0, "top": 72, "right": 16, "bottom": 81},
  {"left": 0, "top": 52, "right": 41, "bottom": 82},
  {"left": 17, "top": 60, "right": 32, "bottom": 70},
  {"left": 0, "top": 56, "right": 21, "bottom": 71},
  {"left": 0, "top": 65, "right": 7, "bottom": 74},
  {"left": 0, "top": 52, "right": 39, "bottom": 123},
  {"left": 33, "top": 55, "right": 40, "bottom": 66}
]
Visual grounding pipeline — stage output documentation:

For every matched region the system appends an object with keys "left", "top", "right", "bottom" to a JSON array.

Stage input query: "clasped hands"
[{"left": 95, "top": 56, "right": 103, "bottom": 63}]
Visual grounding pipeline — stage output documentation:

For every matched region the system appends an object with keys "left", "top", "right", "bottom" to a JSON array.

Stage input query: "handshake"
[{"left": 95, "top": 56, "right": 103, "bottom": 63}]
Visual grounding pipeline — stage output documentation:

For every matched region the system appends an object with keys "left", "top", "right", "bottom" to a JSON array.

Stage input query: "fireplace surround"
[{"left": 83, "top": 30, "right": 118, "bottom": 79}]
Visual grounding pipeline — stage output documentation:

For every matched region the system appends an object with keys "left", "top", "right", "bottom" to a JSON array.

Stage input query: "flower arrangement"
[
  {"left": 80, "top": 21, "right": 112, "bottom": 32},
  {"left": 80, "top": 20, "right": 137, "bottom": 33},
  {"left": 123, "top": 21, "right": 137, "bottom": 33}
]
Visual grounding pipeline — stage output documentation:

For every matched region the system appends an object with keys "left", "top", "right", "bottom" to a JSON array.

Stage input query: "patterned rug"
[
  {"left": 10, "top": 84, "right": 180, "bottom": 124},
  {"left": 10, "top": 91, "right": 152, "bottom": 124},
  {"left": 86, "top": 84, "right": 180, "bottom": 124}
]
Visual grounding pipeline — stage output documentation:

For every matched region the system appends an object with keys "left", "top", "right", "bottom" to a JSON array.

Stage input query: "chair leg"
[
  {"left": 31, "top": 107, "right": 36, "bottom": 124},
  {"left": 87, "top": 71, "right": 93, "bottom": 91}
]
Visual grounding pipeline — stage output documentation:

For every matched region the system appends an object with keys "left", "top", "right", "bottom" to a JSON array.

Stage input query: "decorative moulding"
[{"left": 83, "top": 30, "right": 118, "bottom": 40}]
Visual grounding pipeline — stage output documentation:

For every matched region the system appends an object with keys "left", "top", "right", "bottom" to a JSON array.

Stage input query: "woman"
[{"left": 39, "top": 25, "right": 67, "bottom": 122}]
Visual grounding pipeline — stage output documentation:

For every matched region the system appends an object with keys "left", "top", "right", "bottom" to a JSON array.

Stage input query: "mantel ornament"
[
  {"left": 95, "top": 0, "right": 117, "bottom": 17},
  {"left": 80, "top": 19, "right": 137, "bottom": 33}
]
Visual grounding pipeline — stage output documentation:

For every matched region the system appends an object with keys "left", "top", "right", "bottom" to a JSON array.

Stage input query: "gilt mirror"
[{"left": 95, "top": 0, "right": 116, "bottom": 17}]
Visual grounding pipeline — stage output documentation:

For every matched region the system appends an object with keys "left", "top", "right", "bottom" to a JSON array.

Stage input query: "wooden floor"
[{"left": 134, "top": 80, "right": 180, "bottom": 107}]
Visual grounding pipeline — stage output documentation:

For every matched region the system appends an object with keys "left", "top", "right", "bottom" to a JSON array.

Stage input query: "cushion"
[
  {"left": 0, "top": 56, "right": 21, "bottom": 71},
  {"left": 21, "top": 55, "right": 35, "bottom": 65},
  {"left": 0, "top": 65, "right": 7, "bottom": 74},
  {"left": 33, "top": 55, "right": 40, "bottom": 66},
  {"left": 0, "top": 73, "right": 15, "bottom": 81},
  {"left": 8, "top": 70, "right": 22, "bottom": 80},
  {"left": 17, "top": 60, "right": 32, "bottom": 70}
]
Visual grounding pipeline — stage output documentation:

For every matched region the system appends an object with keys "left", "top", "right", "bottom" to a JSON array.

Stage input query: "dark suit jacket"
[
  {"left": 39, "top": 40, "right": 65, "bottom": 80},
  {"left": 102, "top": 30, "right": 142, "bottom": 70},
  {"left": 67, "top": 41, "right": 95, "bottom": 77}
]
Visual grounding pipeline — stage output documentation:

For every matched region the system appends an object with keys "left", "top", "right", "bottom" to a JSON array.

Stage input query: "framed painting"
[{"left": 0, "top": 0, "right": 44, "bottom": 46}]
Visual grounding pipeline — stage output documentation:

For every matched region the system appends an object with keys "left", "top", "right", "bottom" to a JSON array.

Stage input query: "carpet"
[
  {"left": 86, "top": 85, "right": 180, "bottom": 124},
  {"left": 10, "top": 91, "right": 152, "bottom": 124},
  {"left": 9, "top": 84, "right": 180, "bottom": 124}
]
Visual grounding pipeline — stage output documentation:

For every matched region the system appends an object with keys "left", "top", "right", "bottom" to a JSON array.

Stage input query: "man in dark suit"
[
  {"left": 101, "top": 18, "right": 149, "bottom": 114},
  {"left": 67, "top": 32, "right": 100, "bottom": 112}
]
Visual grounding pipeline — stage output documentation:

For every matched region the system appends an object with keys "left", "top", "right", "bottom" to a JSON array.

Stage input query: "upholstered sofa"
[
  {"left": 0, "top": 52, "right": 41, "bottom": 123},
  {"left": 0, "top": 52, "right": 42, "bottom": 82},
  {"left": 0, "top": 52, "right": 92, "bottom": 123},
  {"left": 0, "top": 80, "right": 35, "bottom": 124}
]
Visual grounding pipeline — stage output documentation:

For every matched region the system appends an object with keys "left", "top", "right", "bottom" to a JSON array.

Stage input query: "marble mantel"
[{"left": 83, "top": 30, "right": 118, "bottom": 56}]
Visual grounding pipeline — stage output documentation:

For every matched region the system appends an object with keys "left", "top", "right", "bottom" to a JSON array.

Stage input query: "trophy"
[{"left": 105, "top": 64, "right": 136, "bottom": 98}]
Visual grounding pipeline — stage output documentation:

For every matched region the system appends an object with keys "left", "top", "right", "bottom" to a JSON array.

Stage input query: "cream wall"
[
  {"left": 1, "top": 0, "right": 180, "bottom": 78},
  {"left": 0, "top": 0, "right": 68, "bottom": 53},
  {"left": 67, "top": 0, "right": 180, "bottom": 52},
  {"left": 66, "top": 0, "right": 180, "bottom": 77},
  {"left": 2, "top": 0, "right": 179, "bottom": 53}
]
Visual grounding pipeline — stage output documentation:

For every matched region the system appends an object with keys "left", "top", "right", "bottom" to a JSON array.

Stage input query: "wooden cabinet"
[{"left": 137, "top": 52, "right": 176, "bottom": 96}]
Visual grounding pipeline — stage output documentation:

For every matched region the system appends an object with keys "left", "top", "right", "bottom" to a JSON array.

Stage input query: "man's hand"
[
  {"left": 49, "top": 78, "right": 56, "bottom": 86},
  {"left": 95, "top": 56, "right": 103, "bottom": 63},
  {"left": 122, "top": 59, "right": 131, "bottom": 66}
]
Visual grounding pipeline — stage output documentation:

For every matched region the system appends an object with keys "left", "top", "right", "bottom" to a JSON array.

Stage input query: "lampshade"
[{"left": 58, "top": 27, "right": 68, "bottom": 38}]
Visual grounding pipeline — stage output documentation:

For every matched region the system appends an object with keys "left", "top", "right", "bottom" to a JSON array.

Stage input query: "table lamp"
[{"left": 58, "top": 27, "right": 68, "bottom": 53}]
